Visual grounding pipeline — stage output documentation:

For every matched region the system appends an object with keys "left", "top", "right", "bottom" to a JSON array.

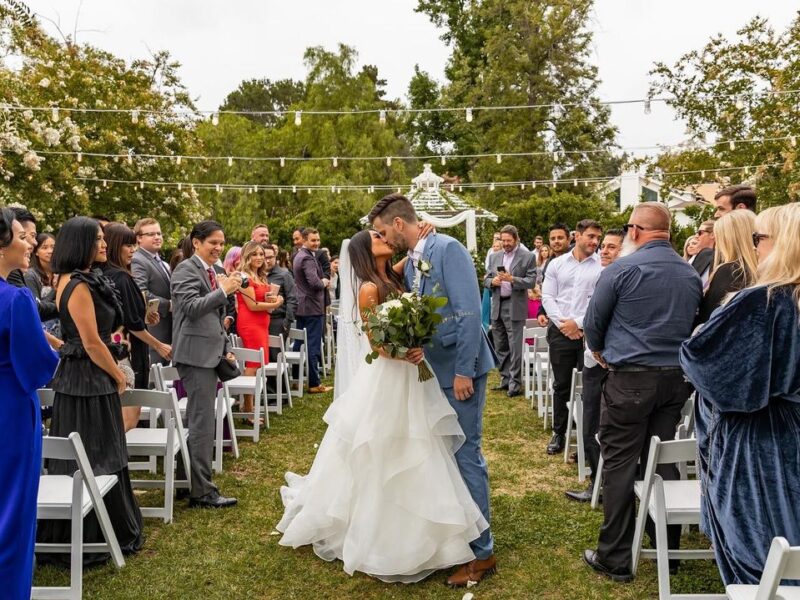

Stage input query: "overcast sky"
[{"left": 22, "top": 0, "right": 798, "bottom": 158}]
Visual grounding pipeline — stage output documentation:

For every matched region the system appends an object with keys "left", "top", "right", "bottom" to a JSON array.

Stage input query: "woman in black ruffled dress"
[{"left": 37, "top": 217, "right": 144, "bottom": 567}]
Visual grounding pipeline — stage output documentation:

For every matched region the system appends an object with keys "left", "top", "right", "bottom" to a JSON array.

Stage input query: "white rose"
[
  {"left": 42, "top": 127, "right": 61, "bottom": 146},
  {"left": 39, "top": 77, "right": 51, "bottom": 88},
  {"left": 401, "top": 292, "right": 415, "bottom": 300}
]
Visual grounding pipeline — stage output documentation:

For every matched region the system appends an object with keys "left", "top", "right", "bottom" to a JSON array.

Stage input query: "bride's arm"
[
  {"left": 392, "top": 257, "right": 408, "bottom": 276},
  {"left": 358, "top": 283, "right": 393, "bottom": 359}
]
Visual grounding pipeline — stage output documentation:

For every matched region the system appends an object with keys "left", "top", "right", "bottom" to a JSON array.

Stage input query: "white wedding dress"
[{"left": 276, "top": 242, "right": 487, "bottom": 583}]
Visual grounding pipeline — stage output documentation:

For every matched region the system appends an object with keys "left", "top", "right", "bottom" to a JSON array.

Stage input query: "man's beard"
[{"left": 619, "top": 236, "right": 639, "bottom": 257}]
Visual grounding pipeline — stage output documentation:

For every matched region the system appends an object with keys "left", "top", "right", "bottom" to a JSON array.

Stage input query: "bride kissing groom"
[{"left": 276, "top": 193, "right": 497, "bottom": 587}]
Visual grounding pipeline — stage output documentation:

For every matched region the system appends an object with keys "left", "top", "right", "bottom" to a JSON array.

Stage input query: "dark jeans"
[
  {"left": 547, "top": 325, "right": 584, "bottom": 435},
  {"left": 596, "top": 368, "right": 692, "bottom": 572},
  {"left": 295, "top": 314, "right": 323, "bottom": 388},
  {"left": 581, "top": 363, "right": 606, "bottom": 482}
]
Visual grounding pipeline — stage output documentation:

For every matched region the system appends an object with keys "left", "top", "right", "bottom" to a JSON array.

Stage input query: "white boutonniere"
[{"left": 417, "top": 259, "right": 432, "bottom": 277}]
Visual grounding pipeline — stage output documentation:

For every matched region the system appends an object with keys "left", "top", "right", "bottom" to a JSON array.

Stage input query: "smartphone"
[
  {"left": 496, "top": 266, "right": 506, "bottom": 273},
  {"left": 146, "top": 299, "right": 160, "bottom": 315}
]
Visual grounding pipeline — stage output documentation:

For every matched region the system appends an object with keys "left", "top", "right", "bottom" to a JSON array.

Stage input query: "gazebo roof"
[{"left": 408, "top": 164, "right": 497, "bottom": 220}]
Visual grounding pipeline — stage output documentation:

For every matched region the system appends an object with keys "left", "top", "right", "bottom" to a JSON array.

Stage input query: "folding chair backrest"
[
  {"left": 42, "top": 433, "right": 102, "bottom": 513},
  {"left": 329, "top": 305, "right": 339, "bottom": 317},
  {"left": 754, "top": 537, "right": 800, "bottom": 600},
  {"left": 288, "top": 328, "right": 307, "bottom": 346},
  {"left": 533, "top": 333, "right": 549, "bottom": 353},
  {"left": 231, "top": 346, "right": 265, "bottom": 369},
  {"left": 38, "top": 388, "right": 55, "bottom": 407},
  {"left": 228, "top": 333, "right": 243, "bottom": 348},
  {"left": 522, "top": 326, "right": 539, "bottom": 340},
  {"left": 570, "top": 368, "right": 583, "bottom": 396},
  {"left": 268, "top": 334, "right": 285, "bottom": 353},
  {"left": 120, "top": 389, "right": 175, "bottom": 413}
]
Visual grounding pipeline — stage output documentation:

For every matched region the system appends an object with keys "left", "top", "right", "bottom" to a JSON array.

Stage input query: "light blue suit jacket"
[{"left": 404, "top": 233, "right": 496, "bottom": 388}]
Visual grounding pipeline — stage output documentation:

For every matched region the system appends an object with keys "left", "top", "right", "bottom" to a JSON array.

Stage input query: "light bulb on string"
[
  {"left": 729, "top": 140, "right": 736, "bottom": 150},
  {"left": 331, "top": 185, "right": 336, "bottom": 193},
  {"left": 176, "top": 155, "right": 182, "bottom": 165},
  {"left": 573, "top": 179, "right": 578, "bottom": 186},
  {"left": 76, "top": 152, "right": 82, "bottom": 163},
  {"left": 294, "top": 111, "right": 302, "bottom": 126},
  {"left": 178, "top": 182, "right": 182, "bottom": 191},
  {"left": 791, "top": 136, "right": 797, "bottom": 147},
  {"left": 292, "top": 185, "right": 297, "bottom": 193},
  {"left": 127, "top": 151, "right": 133, "bottom": 165},
  {"left": 552, "top": 151, "right": 559, "bottom": 162},
  {"left": 397, "top": 187, "right": 401, "bottom": 194},
  {"left": 644, "top": 99, "right": 652, "bottom": 115},
  {"left": 139, "top": 181, "right": 144, "bottom": 189},
  {"left": 386, "top": 156, "right": 392, "bottom": 166},
  {"left": 532, "top": 181, "right": 537, "bottom": 189},
  {"left": 307, "top": 188, "right": 311, "bottom": 194},
  {"left": 551, "top": 180, "right": 557, "bottom": 189},
  {"left": 489, "top": 183, "right": 495, "bottom": 191},
  {"left": 450, "top": 184, "right": 455, "bottom": 191},
  {"left": 280, "top": 157, "right": 285, "bottom": 167},
  {"left": 744, "top": 166, "right": 750, "bottom": 176},
  {"left": 254, "top": 185, "right": 259, "bottom": 193},
  {"left": 465, "top": 107, "right": 473, "bottom": 122},
  {"left": 496, "top": 154, "right": 502, "bottom": 164},
  {"left": 227, "top": 156, "right": 233, "bottom": 167},
  {"left": 440, "top": 156, "right": 446, "bottom": 166},
  {"left": 51, "top": 107, "right": 59, "bottom": 121},
  {"left": 701, "top": 170, "right": 706, "bottom": 178},
  {"left": 278, "top": 188, "right": 282, "bottom": 194},
  {"left": 458, "top": 186, "right": 463, "bottom": 192},
  {"left": 131, "top": 110, "right": 139, "bottom": 124},
  {"left": 379, "top": 110, "right": 386, "bottom": 125},
  {"left": 332, "top": 157, "right": 338, "bottom": 168},
  {"left": 520, "top": 183, "right": 525, "bottom": 190},
  {"left": 102, "top": 179, "right": 108, "bottom": 188},
  {"left": 211, "top": 112, "right": 219, "bottom": 126}
]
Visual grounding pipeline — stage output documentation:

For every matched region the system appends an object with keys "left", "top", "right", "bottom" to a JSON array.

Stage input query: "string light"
[
  {"left": 280, "top": 157, "right": 285, "bottom": 167},
  {"left": 644, "top": 99, "right": 652, "bottom": 115},
  {"left": 386, "top": 156, "right": 392, "bottom": 166},
  {"left": 211, "top": 112, "right": 219, "bottom": 126},
  {"left": 127, "top": 150, "right": 133, "bottom": 165},
  {"left": 332, "top": 157, "right": 338, "bottom": 167},
  {"left": 51, "top": 107, "right": 59, "bottom": 121},
  {"left": 465, "top": 107, "right": 473, "bottom": 122},
  {"left": 139, "top": 181, "right": 144, "bottom": 189},
  {"left": 176, "top": 155, "right": 182, "bottom": 165},
  {"left": 489, "top": 183, "right": 495, "bottom": 191},
  {"left": 379, "top": 109, "right": 386, "bottom": 125},
  {"left": 76, "top": 152, "right": 82, "bottom": 162},
  {"left": 292, "top": 185, "right": 297, "bottom": 193},
  {"left": 520, "top": 183, "right": 525, "bottom": 190},
  {"left": 278, "top": 188, "right": 282, "bottom": 194},
  {"left": 131, "top": 110, "right": 139, "bottom": 124},
  {"left": 177, "top": 182, "right": 182, "bottom": 191},
  {"left": 440, "top": 156, "right": 446, "bottom": 166},
  {"left": 792, "top": 136, "right": 797, "bottom": 147},
  {"left": 227, "top": 156, "right": 233, "bottom": 167},
  {"left": 496, "top": 154, "right": 502, "bottom": 164},
  {"left": 552, "top": 151, "right": 559, "bottom": 161},
  {"left": 729, "top": 140, "right": 736, "bottom": 150},
  {"left": 215, "top": 184, "right": 221, "bottom": 193},
  {"left": 294, "top": 111, "right": 302, "bottom": 126}
]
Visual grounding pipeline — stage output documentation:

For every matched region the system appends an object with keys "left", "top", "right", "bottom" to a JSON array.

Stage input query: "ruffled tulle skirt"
[{"left": 276, "top": 358, "right": 487, "bottom": 583}]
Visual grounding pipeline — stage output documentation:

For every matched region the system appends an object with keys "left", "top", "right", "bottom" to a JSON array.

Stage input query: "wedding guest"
[
  {"left": 682, "top": 235, "right": 699, "bottom": 261},
  {"left": 292, "top": 228, "right": 331, "bottom": 394},
  {"left": 680, "top": 202, "right": 800, "bottom": 586},
  {"left": 484, "top": 225, "right": 536, "bottom": 397},
  {"left": 532, "top": 235, "right": 544, "bottom": 260},
  {"left": 713, "top": 184, "right": 757, "bottom": 219},
  {"left": 290, "top": 227, "right": 305, "bottom": 266},
  {"left": 169, "top": 247, "right": 185, "bottom": 271},
  {"left": 235, "top": 241, "right": 283, "bottom": 420},
  {"left": 223, "top": 245, "right": 242, "bottom": 275},
  {"left": 25, "top": 232, "right": 60, "bottom": 336},
  {"left": 38, "top": 216, "right": 144, "bottom": 566},
  {"left": 171, "top": 220, "right": 242, "bottom": 508},
  {"left": 131, "top": 218, "right": 172, "bottom": 364},
  {"left": 541, "top": 219, "right": 602, "bottom": 454},
  {"left": 251, "top": 223, "right": 270, "bottom": 247},
  {"left": 484, "top": 232, "right": 501, "bottom": 271},
  {"left": 266, "top": 243, "right": 297, "bottom": 344},
  {"left": 103, "top": 223, "right": 172, "bottom": 392},
  {"left": 582, "top": 203, "right": 701, "bottom": 581},
  {"left": 0, "top": 208, "right": 59, "bottom": 599},
  {"left": 691, "top": 220, "right": 716, "bottom": 287},
  {"left": 275, "top": 246, "right": 291, "bottom": 270},
  {"left": 565, "top": 227, "right": 623, "bottom": 502},
  {"left": 6, "top": 207, "right": 38, "bottom": 289},
  {"left": 535, "top": 244, "right": 551, "bottom": 285},
  {"left": 524, "top": 286, "right": 542, "bottom": 345},
  {"left": 329, "top": 255, "right": 340, "bottom": 301},
  {"left": 536, "top": 223, "right": 570, "bottom": 327},
  {"left": 752, "top": 206, "right": 782, "bottom": 262},
  {"left": 695, "top": 210, "right": 757, "bottom": 326}
]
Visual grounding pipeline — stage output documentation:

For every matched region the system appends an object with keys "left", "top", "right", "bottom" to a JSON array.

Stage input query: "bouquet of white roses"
[{"left": 362, "top": 290, "right": 448, "bottom": 382}]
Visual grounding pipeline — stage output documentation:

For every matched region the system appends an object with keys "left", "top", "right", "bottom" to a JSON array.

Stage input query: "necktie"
[{"left": 207, "top": 268, "right": 218, "bottom": 291}]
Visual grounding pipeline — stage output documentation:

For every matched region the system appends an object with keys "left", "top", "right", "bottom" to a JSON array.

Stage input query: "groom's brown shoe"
[{"left": 446, "top": 555, "right": 497, "bottom": 587}]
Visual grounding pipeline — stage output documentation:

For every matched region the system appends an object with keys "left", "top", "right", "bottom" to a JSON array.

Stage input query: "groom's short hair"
[{"left": 368, "top": 193, "right": 417, "bottom": 224}]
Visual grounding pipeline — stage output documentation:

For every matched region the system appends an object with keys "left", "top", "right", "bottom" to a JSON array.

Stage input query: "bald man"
[{"left": 581, "top": 202, "right": 702, "bottom": 582}]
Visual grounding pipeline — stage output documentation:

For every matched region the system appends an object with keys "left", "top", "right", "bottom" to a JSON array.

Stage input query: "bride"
[{"left": 276, "top": 229, "right": 488, "bottom": 583}]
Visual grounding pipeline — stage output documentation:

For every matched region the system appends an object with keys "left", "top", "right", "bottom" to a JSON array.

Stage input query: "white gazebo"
[{"left": 364, "top": 164, "right": 497, "bottom": 252}]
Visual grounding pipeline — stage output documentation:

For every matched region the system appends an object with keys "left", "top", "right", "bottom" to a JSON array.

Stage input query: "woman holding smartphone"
[
  {"left": 236, "top": 241, "right": 283, "bottom": 422},
  {"left": 102, "top": 223, "right": 171, "bottom": 401}
]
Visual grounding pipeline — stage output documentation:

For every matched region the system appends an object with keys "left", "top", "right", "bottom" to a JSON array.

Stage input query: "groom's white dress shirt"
[{"left": 407, "top": 238, "right": 428, "bottom": 289}]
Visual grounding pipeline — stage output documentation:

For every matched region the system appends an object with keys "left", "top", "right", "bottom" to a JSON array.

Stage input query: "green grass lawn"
[{"left": 33, "top": 373, "right": 725, "bottom": 599}]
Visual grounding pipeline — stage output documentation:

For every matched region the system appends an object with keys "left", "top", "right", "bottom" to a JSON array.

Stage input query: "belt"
[
  {"left": 499, "top": 295, "right": 512, "bottom": 301},
  {"left": 607, "top": 364, "right": 683, "bottom": 373}
]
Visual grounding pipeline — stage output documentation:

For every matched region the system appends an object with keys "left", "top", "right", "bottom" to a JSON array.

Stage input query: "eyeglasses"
[
  {"left": 697, "top": 229, "right": 712, "bottom": 236},
  {"left": 139, "top": 231, "right": 162, "bottom": 238},
  {"left": 622, "top": 223, "right": 647, "bottom": 235},
  {"left": 752, "top": 232, "right": 770, "bottom": 247}
]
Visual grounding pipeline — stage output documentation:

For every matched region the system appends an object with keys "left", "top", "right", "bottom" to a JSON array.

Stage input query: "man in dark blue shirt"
[{"left": 582, "top": 202, "right": 702, "bottom": 582}]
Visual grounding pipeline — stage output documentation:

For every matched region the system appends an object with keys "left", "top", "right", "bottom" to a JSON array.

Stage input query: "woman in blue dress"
[
  {"left": 680, "top": 202, "right": 800, "bottom": 586},
  {"left": 0, "top": 208, "right": 60, "bottom": 598}
]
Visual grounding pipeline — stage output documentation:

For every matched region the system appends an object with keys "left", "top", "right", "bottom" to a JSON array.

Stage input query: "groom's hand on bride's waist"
[{"left": 453, "top": 375, "right": 474, "bottom": 401}]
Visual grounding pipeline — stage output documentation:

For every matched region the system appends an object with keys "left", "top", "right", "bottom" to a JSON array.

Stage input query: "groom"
[{"left": 369, "top": 193, "right": 497, "bottom": 587}]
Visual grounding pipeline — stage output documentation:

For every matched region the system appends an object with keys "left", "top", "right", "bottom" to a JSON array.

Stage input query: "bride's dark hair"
[{"left": 348, "top": 229, "right": 403, "bottom": 303}]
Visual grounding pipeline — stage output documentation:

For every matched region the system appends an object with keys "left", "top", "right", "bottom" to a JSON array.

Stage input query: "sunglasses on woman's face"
[{"left": 752, "top": 232, "right": 770, "bottom": 247}]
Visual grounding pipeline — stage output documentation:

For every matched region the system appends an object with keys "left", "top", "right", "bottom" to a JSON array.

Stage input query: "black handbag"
[{"left": 214, "top": 355, "right": 241, "bottom": 382}]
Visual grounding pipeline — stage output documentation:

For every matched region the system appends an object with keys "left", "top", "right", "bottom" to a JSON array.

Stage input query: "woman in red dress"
[{"left": 235, "top": 241, "right": 283, "bottom": 421}]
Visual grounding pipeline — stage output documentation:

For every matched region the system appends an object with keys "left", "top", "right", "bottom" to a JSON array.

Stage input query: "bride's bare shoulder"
[{"left": 358, "top": 282, "right": 380, "bottom": 310}]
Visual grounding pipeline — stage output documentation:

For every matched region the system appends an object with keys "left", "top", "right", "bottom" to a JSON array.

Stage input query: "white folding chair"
[
  {"left": 726, "top": 537, "right": 800, "bottom": 600},
  {"left": 285, "top": 327, "right": 308, "bottom": 398},
  {"left": 631, "top": 436, "right": 719, "bottom": 600},
  {"left": 532, "top": 334, "right": 553, "bottom": 425},
  {"left": 225, "top": 346, "right": 269, "bottom": 440},
  {"left": 123, "top": 389, "right": 188, "bottom": 523},
  {"left": 33, "top": 432, "right": 125, "bottom": 600},
  {"left": 264, "top": 334, "right": 293, "bottom": 413},
  {"left": 228, "top": 333, "right": 243, "bottom": 348},
  {"left": 564, "top": 368, "right": 589, "bottom": 482},
  {"left": 522, "top": 325, "right": 544, "bottom": 406}
]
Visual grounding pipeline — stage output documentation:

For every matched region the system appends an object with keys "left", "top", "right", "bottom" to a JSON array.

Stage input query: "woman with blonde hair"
[
  {"left": 680, "top": 202, "right": 800, "bottom": 586},
  {"left": 752, "top": 205, "right": 782, "bottom": 262},
  {"left": 695, "top": 209, "right": 758, "bottom": 325},
  {"left": 682, "top": 235, "right": 699, "bottom": 260},
  {"left": 235, "top": 241, "right": 283, "bottom": 422}
]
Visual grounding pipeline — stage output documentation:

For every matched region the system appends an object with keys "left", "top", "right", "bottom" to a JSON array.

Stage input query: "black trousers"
[
  {"left": 547, "top": 325, "right": 584, "bottom": 435},
  {"left": 581, "top": 363, "right": 606, "bottom": 482},
  {"left": 596, "top": 369, "right": 692, "bottom": 572}
]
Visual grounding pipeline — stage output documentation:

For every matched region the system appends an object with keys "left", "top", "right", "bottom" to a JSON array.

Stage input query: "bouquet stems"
[{"left": 417, "top": 359, "right": 434, "bottom": 382}]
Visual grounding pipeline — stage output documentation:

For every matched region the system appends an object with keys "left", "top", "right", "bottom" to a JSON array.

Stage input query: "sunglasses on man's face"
[{"left": 752, "top": 232, "right": 770, "bottom": 247}]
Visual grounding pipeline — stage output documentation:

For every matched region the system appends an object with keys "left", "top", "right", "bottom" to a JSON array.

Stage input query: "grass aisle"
[{"left": 34, "top": 373, "right": 724, "bottom": 599}]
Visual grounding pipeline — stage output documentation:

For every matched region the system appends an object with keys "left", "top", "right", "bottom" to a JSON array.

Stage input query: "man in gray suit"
[
  {"left": 132, "top": 218, "right": 172, "bottom": 365},
  {"left": 484, "top": 225, "right": 537, "bottom": 397},
  {"left": 171, "top": 220, "right": 242, "bottom": 509}
]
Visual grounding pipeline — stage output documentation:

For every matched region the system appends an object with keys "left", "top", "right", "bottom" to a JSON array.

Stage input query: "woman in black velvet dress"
[{"left": 37, "top": 217, "right": 144, "bottom": 567}]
